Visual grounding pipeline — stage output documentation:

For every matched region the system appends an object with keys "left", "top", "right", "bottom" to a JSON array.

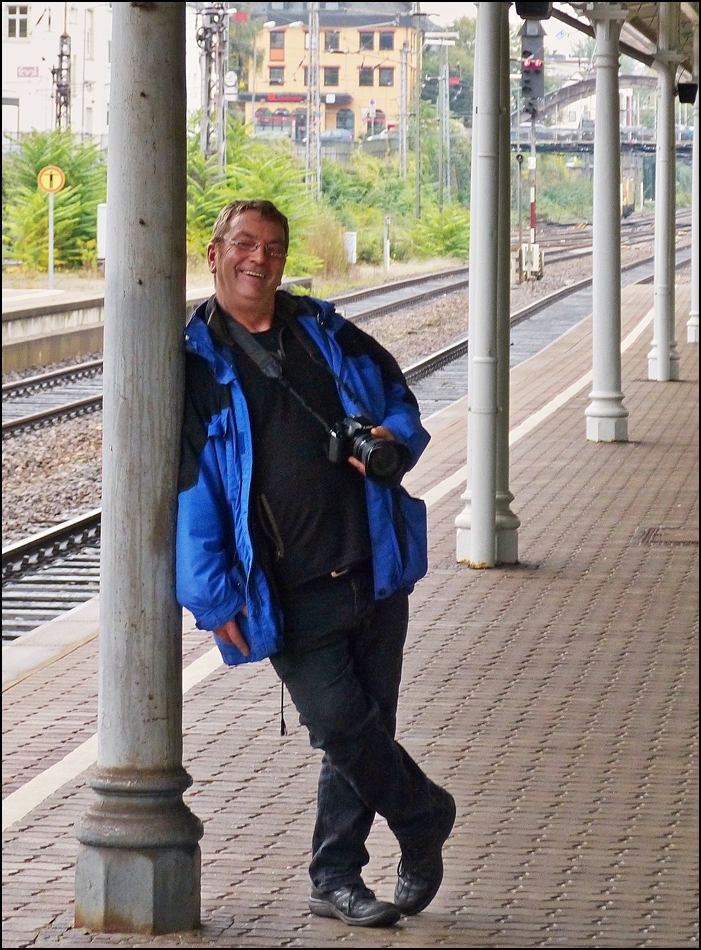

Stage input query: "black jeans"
[{"left": 270, "top": 562, "right": 446, "bottom": 892}]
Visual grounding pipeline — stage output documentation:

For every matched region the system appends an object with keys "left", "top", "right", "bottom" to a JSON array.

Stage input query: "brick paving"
[{"left": 2, "top": 284, "right": 698, "bottom": 948}]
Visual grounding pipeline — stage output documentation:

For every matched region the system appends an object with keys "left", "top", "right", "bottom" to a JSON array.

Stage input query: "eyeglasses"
[{"left": 222, "top": 238, "right": 287, "bottom": 259}]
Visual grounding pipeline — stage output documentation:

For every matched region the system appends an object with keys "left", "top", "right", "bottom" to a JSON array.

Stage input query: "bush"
[
  {"left": 302, "top": 208, "right": 349, "bottom": 280},
  {"left": 411, "top": 203, "right": 470, "bottom": 258},
  {"left": 3, "top": 130, "right": 106, "bottom": 269}
]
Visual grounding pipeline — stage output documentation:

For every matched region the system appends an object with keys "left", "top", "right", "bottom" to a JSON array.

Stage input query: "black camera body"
[{"left": 327, "top": 415, "right": 410, "bottom": 486}]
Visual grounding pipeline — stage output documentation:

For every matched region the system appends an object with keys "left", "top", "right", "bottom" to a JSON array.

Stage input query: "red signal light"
[
  {"left": 533, "top": 58, "right": 543, "bottom": 68},
  {"left": 522, "top": 58, "right": 532, "bottom": 68}
]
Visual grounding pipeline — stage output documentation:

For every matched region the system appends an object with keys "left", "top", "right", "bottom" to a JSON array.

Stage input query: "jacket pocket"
[{"left": 392, "top": 487, "right": 428, "bottom": 589}]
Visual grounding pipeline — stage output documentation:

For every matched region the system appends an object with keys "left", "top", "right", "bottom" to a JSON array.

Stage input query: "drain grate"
[{"left": 636, "top": 525, "right": 699, "bottom": 546}]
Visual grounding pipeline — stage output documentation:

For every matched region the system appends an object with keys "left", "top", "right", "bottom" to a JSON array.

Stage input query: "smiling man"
[{"left": 176, "top": 199, "right": 455, "bottom": 928}]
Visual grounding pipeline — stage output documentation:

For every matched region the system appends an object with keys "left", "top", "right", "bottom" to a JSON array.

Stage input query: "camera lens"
[{"left": 355, "top": 434, "right": 404, "bottom": 483}]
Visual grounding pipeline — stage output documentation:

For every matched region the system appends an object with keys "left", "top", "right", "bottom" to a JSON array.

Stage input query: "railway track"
[
  {"left": 2, "top": 246, "right": 692, "bottom": 639},
  {"left": 2, "top": 217, "right": 689, "bottom": 437}
]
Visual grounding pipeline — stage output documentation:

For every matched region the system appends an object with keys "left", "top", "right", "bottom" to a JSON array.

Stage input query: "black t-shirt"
[{"left": 222, "top": 298, "right": 371, "bottom": 591}]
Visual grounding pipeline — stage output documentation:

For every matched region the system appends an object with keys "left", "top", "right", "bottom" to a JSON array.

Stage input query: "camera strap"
[
  {"left": 206, "top": 296, "right": 334, "bottom": 435},
  {"left": 275, "top": 305, "right": 369, "bottom": 418}
]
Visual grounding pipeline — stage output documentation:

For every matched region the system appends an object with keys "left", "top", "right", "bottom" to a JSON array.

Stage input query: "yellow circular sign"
[{"left": 37, "top": 165, "right": 65, "bottom": 193}]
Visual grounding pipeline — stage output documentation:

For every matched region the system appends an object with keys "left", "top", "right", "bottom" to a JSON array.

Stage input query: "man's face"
[{"left": 207, "top": 211, "right": 287, "bottom": 314}]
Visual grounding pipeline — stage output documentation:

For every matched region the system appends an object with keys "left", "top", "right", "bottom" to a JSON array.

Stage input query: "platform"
[{"left": 2, "top": 283, "right": 698, "bottom": 948}]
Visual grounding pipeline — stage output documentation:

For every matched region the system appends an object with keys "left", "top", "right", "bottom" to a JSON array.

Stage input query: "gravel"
[{"left": 2, "top": 239, "right": 689, "bottom": 546}]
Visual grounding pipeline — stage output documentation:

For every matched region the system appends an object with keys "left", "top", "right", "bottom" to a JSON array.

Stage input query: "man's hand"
[
  {"left": 347, "top": 426, "right": 394, "bottom": 477},
  {"left": 214, "top": 607, "right": 249, "bottom": 656}
]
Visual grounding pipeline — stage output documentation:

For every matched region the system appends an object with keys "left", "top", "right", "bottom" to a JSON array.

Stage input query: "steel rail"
[
  {"left": 2, "top": 245, "right": 692, "bottom": 639},
  {"left": 2, "top": 509, "right": 102, "bottom": 580},
  {"left": 2, "top": 233, "right": 690, "bottom": 435},
  {"left": 2, "top": 358, "right": 103, "bottom": 400},
  {"left": 2, "top": 394, "right": 104, "bottom": 436}
]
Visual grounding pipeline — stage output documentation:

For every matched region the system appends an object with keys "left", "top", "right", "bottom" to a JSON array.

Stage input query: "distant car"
[
  {"left": 320, "top": 128, "right": 353, "bottom": 142},
  {"left": 302, "top": 129, "right": 353, "bottom": 144},
  {"left": 365, "top": 130, "right": 398, "bottom": 141}
]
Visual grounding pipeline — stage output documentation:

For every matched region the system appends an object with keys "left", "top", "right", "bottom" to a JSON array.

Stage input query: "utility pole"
[
  {"left": 196, "top": 3, "right": 229, "bottom": 173},
  {"left": 414, "top": 4, "right": 423, "bottom": 219},
  {"left": 438, "top": 67, "right": 444, "bottom": 211},
  {"left": 399, "top": 42, "right": 408, "bottom": 178},
  {"left": 52, "top": 32, "right": 71, "bottom": 130},
  {"left": 306, "top": 2, "right": 321, "bottom": 199},
  {"left": 425, "top": 31, "right": 457, "bottom": 211},
  {"left": 442, "top": 43, "right": 451, "bottom": 203}
]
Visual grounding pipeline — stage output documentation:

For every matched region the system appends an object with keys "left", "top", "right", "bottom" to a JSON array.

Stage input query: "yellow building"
[{"left": 240, "top": 5, "right": 419, "bottom": 142}]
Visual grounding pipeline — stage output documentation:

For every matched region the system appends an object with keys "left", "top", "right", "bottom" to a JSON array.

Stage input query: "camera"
[{"left": 327, "top": 415, "right": 410, "bottom": 486}]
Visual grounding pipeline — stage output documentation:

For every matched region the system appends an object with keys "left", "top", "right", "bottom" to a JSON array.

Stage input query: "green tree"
[
  {"left": 3, "top": 129, "right": 106, "bottom": 268},
  {"left": 185, "top": 115, "right": 323, "bottom": 276}
]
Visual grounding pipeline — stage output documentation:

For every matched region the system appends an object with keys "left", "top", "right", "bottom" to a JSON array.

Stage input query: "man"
[{"left": 176, "top": 199, "right": 455, "bottom": 928}]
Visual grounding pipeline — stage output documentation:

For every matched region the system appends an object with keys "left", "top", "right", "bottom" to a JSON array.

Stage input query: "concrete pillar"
[
  {"left": 585, "top": 3, "right": 629, "bottom": 442},
  {"left": 687, "top": 25, "right": 699, "bottom": 344},
  {"left": 495, "top": 1, "right": 520, "bottom": 562},
  {"left": 649, "top": 1, "right": 682, "bottom": 380},
  {"left": 74, "top": 3, "right": 203, "bottom": 935},
  {"left": 456, "top": 2, "right": 503, "bottom": 568}
]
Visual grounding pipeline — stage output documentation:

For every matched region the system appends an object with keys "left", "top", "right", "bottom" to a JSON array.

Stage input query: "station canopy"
[{"left": 551, "top": 2, "right": 698, "bottom": 78}]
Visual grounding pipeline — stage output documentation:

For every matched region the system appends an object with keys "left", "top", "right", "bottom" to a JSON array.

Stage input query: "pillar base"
[
  {"left": 496, "top": 527, "right": 519, "bottom": 564},
  {"left": 456, "top": 505, "right": 518, "bottom": 565},
  {"left": 456, "top": 525, "right": 497, "bottom": 567},
  {"left": 74, "top": 843, "right": 201, "bottom": 935},
  {"left": 647, "top": 353, "right": 681, "bottom": 380},
  {"left": 495, "top": 492, "right": 520, "bottom": 564},
  {"left": 687, "top": 316, "right": 699, "bottom": 343},
  {"left": 75, "top": 767, "right": 203, "bottom": 934},
  {"left": 586, "top": 414, "right": 629, "bottom": 442}
]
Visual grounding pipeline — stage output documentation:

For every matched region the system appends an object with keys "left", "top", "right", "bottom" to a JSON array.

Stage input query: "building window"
[
  {"left": 269, "top": 30, "right": 284, "bottom": 61},
  {"left": 324, "top": 67, "right": 339, "bottom": 87},
  {"left": 378, "top": 67, "right": 394, "bottom": 87},
  {"left": 324, "top": 31, "right": 339, "bottom": 52},
  {"left": 336, "top": 108, "right": 354, "bottom": 134},
  {"left": 359, "top": 32, "right": 373, "bottom": 51},
  {"left": 7, "top": 5, "right": 29, "bottom": 38},
  {"left": 269, "top": 67, "right": 284, "bottom": 85},
  {"left": 303, "top": 67, "right": 308, "bottom": 85},
  {"left": 358, "top": 67, "right": 374, "bottom": 87},
  {"left": 379, "top": 31, "right": 394, "bottom": 51},
  {"left": 85, "top": 8, "right": 94, "bottom": 60}
]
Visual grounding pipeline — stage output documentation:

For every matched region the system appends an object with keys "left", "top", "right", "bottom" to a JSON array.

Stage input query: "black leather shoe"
[
  {"left": 309, "top": 882, "right": 401, "bottom": 927},
  {"left": 394, "top": 788, "right": 456, "bottom": 915}
]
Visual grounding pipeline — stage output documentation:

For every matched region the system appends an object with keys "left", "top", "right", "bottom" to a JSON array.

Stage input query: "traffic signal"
[{"left": 520, "top": 22, "right": 545, "bottom": 115}]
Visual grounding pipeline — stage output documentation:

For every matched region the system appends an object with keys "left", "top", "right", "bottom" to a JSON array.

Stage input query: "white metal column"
[
  {"left": 74, "top": 3, "right": 202, "bottom": 935},
  {"left": 585, "top": 3, "right": 629, "bottom": 442},
  {"left": 455, "top": 21, "right": 480, "bottom": 561},
  {"left": 455, "top": 2, "right": 504, "bottom": 568},
  {"left": 495, "top": 1, "right": 520, "bottom": 562},
  {"left": 649, "top": 1, "right": 681, "bottom": 380},
  {"left": 687, "top": 23, "right": 699, "bottom": 343}
]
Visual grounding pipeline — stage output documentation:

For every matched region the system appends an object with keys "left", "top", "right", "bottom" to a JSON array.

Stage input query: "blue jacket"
[{"left": 176, "top": 293, "right": 430, "bottom": 666}]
